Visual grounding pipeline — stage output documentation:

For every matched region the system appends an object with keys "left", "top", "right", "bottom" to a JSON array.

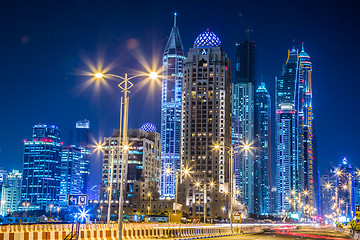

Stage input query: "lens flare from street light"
[
  {"left": 165, "top": 168, "right": 172, "bottom": 175},
  {"left": 95, "top": 72, "right": 104, "bottom": 79},
  {"left": 123, "top": 145, "right": 129, "bottom": 150},
  {"left": 149, "top": 72, "right": 158, "bottom": 80}
]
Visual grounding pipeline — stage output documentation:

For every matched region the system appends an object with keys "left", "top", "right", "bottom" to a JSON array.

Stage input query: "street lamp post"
[
  {"left": 107, "top": 147, "right": 116, "bottom": 224},
  {"left": 214, "top": 143, "right": 251, "bottom": 232},
  {"left": 94, "top": 71, "right": 158, "bottom": 240}
]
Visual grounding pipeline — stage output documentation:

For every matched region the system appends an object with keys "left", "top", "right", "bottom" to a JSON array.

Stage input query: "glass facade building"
[
  {"left": 254, "top": 82, "right": 271, "bottom": 215},
  {"left": 160, "top": 13, "right": 185, "bottom": 199},
  {"left": 59, "top": 146, "right": 82, "bottom": 204},
  {"left": 232, "top": 40, "right": 256, "bottom": 213},
  {"left": 21, "top": 124, "right": 62, "bottom": 210}
]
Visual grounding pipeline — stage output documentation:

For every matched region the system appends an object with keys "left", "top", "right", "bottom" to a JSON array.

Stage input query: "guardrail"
[{"left": 0, "top": 223, "right": 265, "bottom": 240}]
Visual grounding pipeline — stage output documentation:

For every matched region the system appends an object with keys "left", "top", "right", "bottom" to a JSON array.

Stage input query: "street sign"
[
  {"left": 67, "top": 194, "right": 88, "bottom": 206},
  {"left": 356, "top": 205, "right": 360, "bottom": 220}
]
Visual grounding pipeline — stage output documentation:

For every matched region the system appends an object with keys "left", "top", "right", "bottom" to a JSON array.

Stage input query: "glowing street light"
[{"left": 90, "top": 69, "right": 159, "bottom": 240}]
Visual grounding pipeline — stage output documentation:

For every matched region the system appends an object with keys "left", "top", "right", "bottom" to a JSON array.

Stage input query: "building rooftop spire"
[
  {"left": 301, "top": 42, "right": 305, "bottom": 52},
  {"left": 174, "top": 12, "right": 177, "bottom": 27},
  {"left": 164, "top": 13, "right": 184, "bottom": 54}
]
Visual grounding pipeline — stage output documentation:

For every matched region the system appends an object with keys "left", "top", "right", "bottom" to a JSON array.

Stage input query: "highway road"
[{"left": 204, "top": 228, "right": 352, "bottom": 239}]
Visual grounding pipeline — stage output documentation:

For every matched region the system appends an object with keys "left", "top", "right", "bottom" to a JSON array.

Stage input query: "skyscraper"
[
  {"left": 180, "top": 30, "right": 232, "bottom": 220},
  {"left": 254, "top": 82, "right": 271, "bottom": 215},
  {"left": 59, "top": 146, "right": 82, "bottom": 205},
  {"left": 160, "top": 13, "right": 185, "bottom": 199},
  {"left": 298, "top": 44, "right": 315, "bottom": 209},
  {"left": 75, "top": 120, "right": 91, "bottom": 195},
  {"left": 21, "top": 124, "right": 62, "bottom": 210},
  {"left": 276, "top": 46, "right": 304, "bottom": 215},
  {"left": 232, "top": 40, "right": 256, "bottom": 212}
]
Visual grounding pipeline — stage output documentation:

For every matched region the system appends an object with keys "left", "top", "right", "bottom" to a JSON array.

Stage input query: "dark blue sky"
[{"left": 1, "top": 0, "right": 359, "bottom": 187}]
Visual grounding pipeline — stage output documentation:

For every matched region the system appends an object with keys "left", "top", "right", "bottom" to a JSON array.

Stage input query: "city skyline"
[{"left": 1, "top": 0, "right": 360, "bottom": 188}]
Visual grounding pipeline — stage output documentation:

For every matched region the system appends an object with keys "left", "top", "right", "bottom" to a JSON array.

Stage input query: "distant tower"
[
  {"left": 75, "top": 120, "right": 91, "bottom": 195},
  {"left": 232, "top": 40, "right": 256, "bottom": 212},
  {"left": 180, "top": 30, "right": 232, "bottom": 220},
  {"left": 59, "top": 146, "right": 82, "bottom": 205},
  {"left": 254, "top": 82, "right": 271, "bottom": 215},
  {"left": 160, "top": 13, "right": 185, "bottom": 199},
  {"left": 21, "top": 124, "right": 62, "bottom": 210}
]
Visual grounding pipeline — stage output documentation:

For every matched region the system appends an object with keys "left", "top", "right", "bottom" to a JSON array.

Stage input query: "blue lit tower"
[
  {"left": 59, "top": 146, "right": 82, "bottom": 205},
  {"left": 160, "top": 13, "right": 185, "bottom": 199},
  {"left": 180, "top": 30, "right": 232, "bottom": 220},
  {"left": 21, "top": 124, "right": 62, "bottom": 210},
  {"left": 254, "top": 82, "right": 271, "bottom": 215},
  {"left": 275, "top": 47, "right": 302, "bottom": 214},
  {"left": 75, "top": 120, "right": 91, "bottom": 195},
  {"left": 232, "top": 40, "right": 256, "bottom": 212},
  {"left": 298, "top": 44, "right": 316, "bottom": 209}
]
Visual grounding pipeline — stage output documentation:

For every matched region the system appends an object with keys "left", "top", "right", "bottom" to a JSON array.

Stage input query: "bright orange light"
[
  {"left": 214, "top": 144, "right": 220, "bottom": 150},
  {"left": 184, "top": 169, "right": 189, "bottom": 175},
  {"left": 123, "top": 145, "right": 129, "bottom": 150},
  {"left": 165, "top": 168, "right": 172, "bottom": 175},
  {"left": 195, "top": 182, "right": 201, "bottom": 187},
  {"left": 243, "top": 144, "right": 250, "bottom": 150},
  {"left": 96, "top": 145, "right": 103, "bottom": 150}
]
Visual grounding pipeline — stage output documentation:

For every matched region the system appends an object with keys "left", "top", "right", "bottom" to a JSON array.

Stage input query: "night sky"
[{"left": 1, "top": 0, "right": 359, "bottom": 187}]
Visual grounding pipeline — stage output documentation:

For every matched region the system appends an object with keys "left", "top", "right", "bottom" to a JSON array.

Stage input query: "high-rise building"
[
  {"left": 254, "top": 82, "right": 271, "bottom": 215},
  {"left": 298, "top": 44, "right": 316, "bottom": 209},
  {"left": 21, "top": 124, "right": 62, "bottom": 210},
  {"left": 275, "top": 44, "right": 316, "bottom": 215},
  {"left": 232, "top": 40, "right": 256, "bottom": 213},
  {"left": 275, "top": 47, "right": 302, "bottom": 214},
  {"left": 180, "top": 30, "right": 232, "bottom": 220},
  {"left": 0, "top": 170, "right": 22, "bottom": 215},
  {"left": 100, "top": 125, "right": 161, "bottom": 219},
  {"left": 160, "top": 13, "right": 185, "bottom": 199},
  {"left": 75, "top": 120, "right": 91, "bottom": 195},
  {"left": 59, "top": 146, "right": 82, "bottom": 204}
]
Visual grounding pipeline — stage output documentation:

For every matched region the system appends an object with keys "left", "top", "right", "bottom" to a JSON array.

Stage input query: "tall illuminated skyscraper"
[
  {"left": 160, "top": 13, "right": 185, "bottom": 199},
  {"left": 298, "top": 44, "right": 315, "bottom": 208},
  {"left": 180, "top": 30, "right": 232, "bottom": 220},
  {"left": 21, "top": 124, "right": 62, "bottom": 210},
  {"left": 254, "top": 82, "right": 271, "bottom": 215},
  {"left": 232, "top": 40, "right": 256, "bottom": 212},
  {"left": 75, "top": 120, "right": 91, "bottom": 195}
]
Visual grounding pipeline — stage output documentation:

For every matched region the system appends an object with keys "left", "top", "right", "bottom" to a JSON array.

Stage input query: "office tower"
[
  {"left": 21, "top": 124, "right": 62, "bottom": 210},
  {"left": 320, "top": 169, "right": 335, "bottom": 218},
  {"left": 298, "top": 44, "right": 315, "bottom": 209},
  {"left": 254, "top": 82, "right": 271, "bottom": 215},
  {"left": 232, "top": 40, "right": 256, "bottom": 213},
  {"left": 160, "top": 13, "right": 185, "bottom": 199},
  {"left": 59, "top": 146, "right": 82, "bottom": 204},
  {"left": 75, "top": 120, "right": 91, "bottom": 195},
  {"left": 100, "top": 126, "right": 161, "bottom": 219},
  {"left": 180, "top": 30, "right": 232, "bottom": 220},
  {"left": 275, "top": 47, "right": 302, "bottom": 214},
  {"left": 0, "top": 170, "right": 22, "bottom": 214}
]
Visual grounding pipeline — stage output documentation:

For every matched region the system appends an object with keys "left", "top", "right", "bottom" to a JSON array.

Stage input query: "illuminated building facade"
[
  {"left": 254, "top": 82, "right": 271, "bottom": 215},
  {"left": 160, "top": 13, "right": 185, "bottom": 199},
  {"left": 59, "top": 146, "right": 82, "bottom": 204},
  {"left": 0, "top": 170, "right": 22, "bottom": 214},
  {"left": 232, "top": 40, "right": 256, "bottom": 213},
  {"left": 275, "top": 48, "right": 302, "bottom": 214},
  {"left": 71, "top": 119, "right": 91, "bottom": 195},
  {"left": 298, "top": 45, "right": 316, "bottom": 209},
  {"left": 21, "top": 124, "right": 62, "bottom": 210},
  {"left": 100, "top": 126, "right": 160, "bottom": 219},
  {"left": 180, "top": 30, "right": 232, "bottom": 220}
]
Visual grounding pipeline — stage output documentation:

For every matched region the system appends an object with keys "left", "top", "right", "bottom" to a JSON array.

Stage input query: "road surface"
[{"left": 203, "top": 228, "right": 352, "bottom": 239}]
